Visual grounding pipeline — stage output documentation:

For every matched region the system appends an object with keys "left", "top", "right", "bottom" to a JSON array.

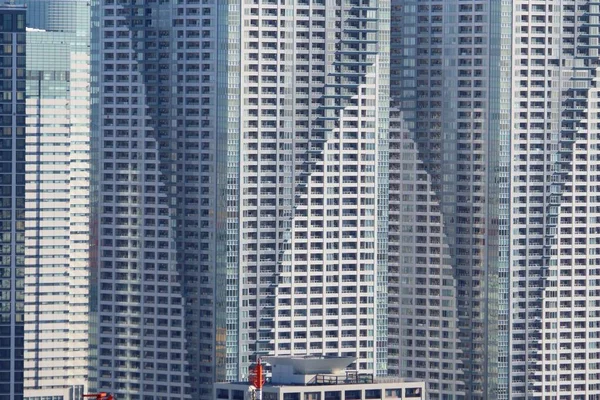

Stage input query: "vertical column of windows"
[{"left": 0, "top": 10, "right": 25, "bottom": 400}]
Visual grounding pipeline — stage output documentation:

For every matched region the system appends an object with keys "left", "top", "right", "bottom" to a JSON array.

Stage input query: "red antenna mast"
[{"left": 249, "top": 358, "right": 265, "bottom": 400}]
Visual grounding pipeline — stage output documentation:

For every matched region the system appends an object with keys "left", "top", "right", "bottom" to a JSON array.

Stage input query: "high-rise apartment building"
[
  {"left": 0, "top": 5, "right": 26, "bottom": 400},
  {"left": 506, "top": 1, "right": 600, "bottom": 398},
  {"left": 388, "top": 1, "right": 500, "bottom": 399},
  {"left": 93, "top": 1, "right": 390, "bottom": 399},
  {"left": 91, "top": 0, "right": 225, "bottom": 397},
  {"left": 22, "top": 1, "right": 92, "bottom": 399},
  {"left": 387, "top": 105, "right": 465, "bottom": 399},
  {"left": 391, "top": 1, "right": 600, "bottom": 400},
  {"left": 231, "top": 0, "right": 390, "bottom": 381}
]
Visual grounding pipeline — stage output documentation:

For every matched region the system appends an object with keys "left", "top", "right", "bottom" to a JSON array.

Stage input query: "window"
[
  {"left": 344, "top": 391, "right": 361, "bottom": 400},
  {"left": 365, "top": 390, "right": 382, "bottom": 399}
]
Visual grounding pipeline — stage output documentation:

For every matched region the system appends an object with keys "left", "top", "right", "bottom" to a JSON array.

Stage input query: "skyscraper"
[
  {"left": 229, "top": 0, "right": 390, "bottom": 380},
  {"left": 387, "top": 104, "right": 465, "bottom": 399},
  {"left": 22, "top": 1, "right": 92, "bottom": 399},
  {"left": 0, "top": 5, "right": 26, "bottom": 400},
  {"left": 388, "top": 1, "right": 500, "bottom": 399},
  {"left": 391, "top": 1, "right": 600, "bottom": 399},
  {"left": 93, "top": 1, "right": 390, "bottom": 399},
  {"left": 506, "top": 1, "right": 600, "bottom": 398},
  {"left": 92, "top": 0, "right": 226, "bottom": 397}
]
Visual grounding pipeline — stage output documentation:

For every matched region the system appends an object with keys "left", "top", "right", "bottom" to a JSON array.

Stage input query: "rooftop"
[{"left": 233, "top": 356, "right": 422, "bottom": 387}]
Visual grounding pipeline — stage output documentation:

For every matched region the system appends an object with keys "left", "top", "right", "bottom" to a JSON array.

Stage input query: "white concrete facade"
[
  {"left": 234, "top": 0, "right": 390, "bottom": 379},
  {"left": 214, "top": 380, "right": 425, "bottom": 400},
  {"left": 508, "top": 1, "right": 600, "bottom": 399}
]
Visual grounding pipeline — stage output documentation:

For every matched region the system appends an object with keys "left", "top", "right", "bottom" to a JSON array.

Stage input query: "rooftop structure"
[{"left": 264, "top": 356, "right": 356, "bottom": 385}]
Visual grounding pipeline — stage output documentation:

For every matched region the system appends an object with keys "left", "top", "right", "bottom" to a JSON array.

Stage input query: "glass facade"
[
  {"left": 388, "top": 1, "right": 500, "bottom": 399},
  {"left": 92, "top": 0, "right": 230, "bottom": 398},
  {"left": 496, "top": 1, "right": 512, "bottom": 399},
  {"left": 21, "top": 1, "right": 92, "bottom": 399},
  {"left": 0, "top": 6, "right": 26, "bottom": 400},
  {"left": 376, "top": 0, "right": 391, "bottom": 377},
  {"left": 223, "top": 0, "right": 241, "bottom": 382}
]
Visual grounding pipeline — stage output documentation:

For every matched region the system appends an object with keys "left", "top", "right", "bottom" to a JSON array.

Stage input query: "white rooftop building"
[{"left": 214, "top": 357, "right": 425, "bottom": 400}]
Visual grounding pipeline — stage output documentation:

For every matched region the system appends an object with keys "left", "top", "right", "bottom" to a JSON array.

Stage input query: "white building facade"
[
  {"left": 22, "top": 1, "right": 92, "bottom": 399},
  {"left": 389, "top": 1, "right": 600, "bottom": 399},
  {"left": 93, "top": 1, "right": 390, "bottom": 399},
  {"left": 214, "top": 357, "right": 425, "bottom": 400},
  {"left": 232, "top": 0, "right": 390, "bottom": 379},
  {"left": 507, "top": 1, "right": 600, "bottom": 398}
]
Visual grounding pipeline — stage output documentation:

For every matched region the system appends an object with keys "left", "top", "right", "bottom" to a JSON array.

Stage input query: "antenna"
[{"left": 248, "top": 358, "right": 265, "bottom": 400}]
